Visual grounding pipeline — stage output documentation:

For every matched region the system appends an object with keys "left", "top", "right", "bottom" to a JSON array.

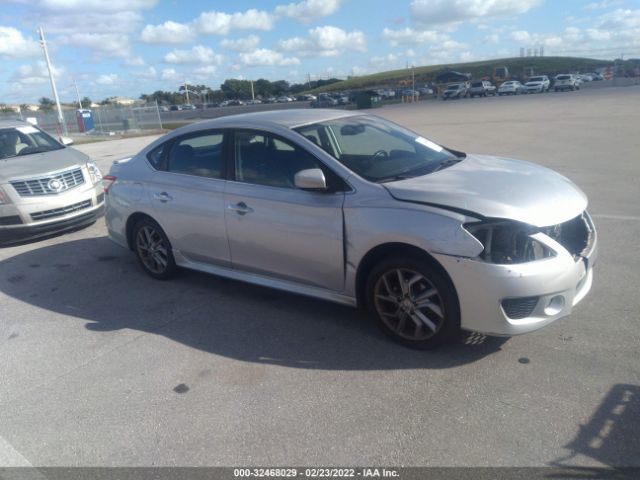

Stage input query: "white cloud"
[
  {"left": 132, "top": 66, "right": 157, "bottom": 79},
  {"left": 275, "top": 0, "right": 342, "bottom": 23},
  {"left": 164, "top": 45, "right": 224, "bottom": 65},
  {"left": 369, "top": 53, "right": 400, "bottom": 68},
  {"left": 584, "top": 0, "right": 622, "bottom": 10},
  {"left": 410, "top": 0, "right": 543, "bottom": 27},
  {"left": 596, "top": 8, "right": 640, "bottom": 30},
  {"left": 278, "top": 25, "right": 366, "bottom": 57},
  {"left": 57, "top": 33, "right": 133, "bottom": 58},
  {"left": 140, "top": 21, "right": 195, "bottom": 44},
  {"left": 161, "top": 68, "right": 182, "bottom": 82},
  {"left": 232, "top": 9, "right": 276, "bottom": 30},
  {"left": 193, "top": 65, "right": 218, "bottom": 77},
  {"left": 29, "top": 0, "right": 156, "bottom": 12},
  {"left": 0, "top": 27, "right": 41, "bottom": 59},
  {"left": 96, "top": 74, "right": 118, "bottom": 85},
  {"left": 193, "top": 9, "right": 275, "bottom": 35},
  {"left": 220, "top": 35, "right": 261, "bottom": 52},
  {"left": 10, "top": 61, "right": 64, "bottom": 85},
  {"left": 239, "top": 49, "right": 300, "bottom": 66},
  {"left": 510, "top": 30, "right": 531, "bottom": 43},
  {"left": 484, "top": 33, "right": 500, "bottom": 44},
  {"left": 381, "top": 27, "right": 444, "bottom": 47},
  {"left": 351, "top": 66, "right": 368, "bottom": 76},
  {"left": 125, "top": 56, "right": 146, "bottom": 67}
]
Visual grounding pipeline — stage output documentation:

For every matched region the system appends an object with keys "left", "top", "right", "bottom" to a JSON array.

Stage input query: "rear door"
[
  {"left": 147, "top": 130, "right": 231, "bottom": 266},
  {"left": 224, "top": 129, "right": 346, "bottom": 291}
]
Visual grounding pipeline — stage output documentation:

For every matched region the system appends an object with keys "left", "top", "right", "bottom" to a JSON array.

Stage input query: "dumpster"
[
  {"left": 76, "top": 109, "right": 94, "bottom": 132},
  {"left": 356, "top": 90, "right": 381, "bottom": 109}
]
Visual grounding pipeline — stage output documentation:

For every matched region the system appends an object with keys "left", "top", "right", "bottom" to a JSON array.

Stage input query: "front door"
[{"left": 224, "top": 130, "right": 345, "bottom": 291}]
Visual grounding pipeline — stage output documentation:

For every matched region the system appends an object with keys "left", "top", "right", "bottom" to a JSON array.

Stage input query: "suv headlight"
[
  {"left": 86, "top": 161, "right": 103, "bottom": 185},
  {"left": 463, "top": 220, "right": 556, "bottom": 264}
]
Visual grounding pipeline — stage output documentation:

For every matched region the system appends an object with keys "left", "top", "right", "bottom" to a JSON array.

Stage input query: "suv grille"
[
  {"left": 10, "top": 168, "right": 85, "bottom": 196},
  {"left": 31, "top": 199, "right": 92, "bottom": 221},
  {"left": 502, "top": 296, "right": 539, "bottom": 319}
]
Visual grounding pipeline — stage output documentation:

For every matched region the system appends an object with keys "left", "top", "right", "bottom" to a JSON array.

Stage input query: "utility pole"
[
  {"left": 250, "top": 79, "right": 255, "bottom": 101},
  {"left": 74, "top": 80, "right": 83, "bottom": 109},
  {"left": 412, "top": 64, "right": 416, "bottom": 102},
  {"left": 184, "top": 80, "right": 190, "bottom": 104},
  {"left": 38, "top": 26, "right": 68, "bottom": 136}
]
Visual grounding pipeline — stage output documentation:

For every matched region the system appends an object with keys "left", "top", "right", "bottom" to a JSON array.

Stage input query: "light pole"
[
  {"left": 412, "top": 64, "right": 416, "bottom": 102},
  {"left": 73, "top": 80, "right": 83, "bottom": 109},
  {"left": 38, "top": 26, "right": 68, "bottom": 136}
]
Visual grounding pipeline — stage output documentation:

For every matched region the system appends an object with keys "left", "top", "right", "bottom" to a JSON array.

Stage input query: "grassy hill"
[{"left": 310, "top": 56, "right": 612, "bottom": 93}]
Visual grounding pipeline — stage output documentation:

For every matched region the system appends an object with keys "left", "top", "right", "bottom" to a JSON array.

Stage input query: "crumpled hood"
[
  {"left": 0, "top": 147, "right": 89, "bottom": 181},
  {"left": 383, "top": 154, "right": 587, "bottom": 227}
]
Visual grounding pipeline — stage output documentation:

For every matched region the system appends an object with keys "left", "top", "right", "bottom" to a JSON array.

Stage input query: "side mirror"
[
  {"left": 294, "top": 168, "right": 327, "bottom": 190},
  {"left": 60, "top": 136, "right": 74, "bottom": 146}
]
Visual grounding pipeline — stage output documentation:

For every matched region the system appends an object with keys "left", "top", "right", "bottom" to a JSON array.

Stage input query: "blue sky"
[{"left": 1, "top": 0, "right": 639, "bottom": 103}]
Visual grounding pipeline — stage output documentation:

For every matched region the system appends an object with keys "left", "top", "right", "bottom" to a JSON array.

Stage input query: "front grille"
[
  {"left": 10, "top": 168, "right": 85, "bottom": 197},
  {"left": 31, "top": 199, "right": 92, "bottom": 221},
  {"left": 543, "top": 212, "right": 594, "bottom": 258},
  {"left": 0, "top": 215, "right": 22, "bottom": 226},
  {"left": 502, "top": 296, "right": 539, "bottom": 319}
]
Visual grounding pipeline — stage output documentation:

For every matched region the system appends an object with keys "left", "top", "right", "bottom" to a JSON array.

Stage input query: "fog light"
[{"left": 544, "top": 295, "right": 565, "bottom": 316}]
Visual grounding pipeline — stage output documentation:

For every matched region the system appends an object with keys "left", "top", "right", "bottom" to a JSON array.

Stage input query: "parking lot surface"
[{"left": 1, "top": 86, "right": 639, "bottom": 467}]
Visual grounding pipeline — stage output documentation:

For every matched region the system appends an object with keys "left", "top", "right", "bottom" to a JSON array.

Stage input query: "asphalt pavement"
[{"left": 0, "top": 85, "right": 638, "bottom": 468}]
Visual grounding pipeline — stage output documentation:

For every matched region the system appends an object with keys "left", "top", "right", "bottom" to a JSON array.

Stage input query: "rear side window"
[
  {"left": 146, "top": 144, "right": 164, "bottom": 169},
  {"left": 167, "top": 132, "right": 224, "bottom": 178}
]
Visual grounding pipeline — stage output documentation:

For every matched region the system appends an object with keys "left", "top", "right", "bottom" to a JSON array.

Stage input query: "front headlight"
[
  {"left": 463, "top": 220, "right": 556, "bottom": 264},
  {"left": 86, "top": 161, "right": 103, "bottom": 185}
]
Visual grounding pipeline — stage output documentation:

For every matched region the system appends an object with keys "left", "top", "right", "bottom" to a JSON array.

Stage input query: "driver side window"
[{"left": 233, "top": 131, "right": 321, "bottom": 189}]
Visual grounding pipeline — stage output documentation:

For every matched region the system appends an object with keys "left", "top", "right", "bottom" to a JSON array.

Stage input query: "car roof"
[
  {"left": 177, "top": 109, "right": 360, "bottom": 132},
  {"left": 0, "top": 119, "right": 32, "bottom": 129}
]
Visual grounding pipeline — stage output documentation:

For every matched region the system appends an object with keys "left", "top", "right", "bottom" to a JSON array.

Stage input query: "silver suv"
[
  {"left": 0, "top": 120, "right": 104, "bottom": 244},
  {"left": 554, "top": 74, "right": 580, "bottom": 92},
  {"left": 104, "top": 110, "right": 597, "bottom": 349}
]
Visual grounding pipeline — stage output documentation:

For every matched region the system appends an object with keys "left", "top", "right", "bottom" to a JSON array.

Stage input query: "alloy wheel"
[
  {"left": 136, "top": 225, "right": 170, "bottom": 274},
  {"left": 373, "top": 268, "right": 445, "bottom": 341}
]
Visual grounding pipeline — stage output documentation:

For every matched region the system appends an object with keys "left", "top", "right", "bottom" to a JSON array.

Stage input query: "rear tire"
[
  {"left": 133, "top": 218, "right": 177, "bottom": 280},
  {"left": 365, "top": 255, "right": 460, "bottom": 349}
]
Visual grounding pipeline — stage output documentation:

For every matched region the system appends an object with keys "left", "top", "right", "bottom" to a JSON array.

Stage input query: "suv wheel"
[
  {"left": 133, "top": 218, "right": 177, "bottom": 280},
  {"left": 365, "top": 256, "right": 460, "bottom": 349}
]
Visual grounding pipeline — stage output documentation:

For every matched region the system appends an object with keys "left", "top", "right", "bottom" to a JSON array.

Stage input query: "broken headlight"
[{"left": 464, "top": 220, "right": 556, "bottom": 264}]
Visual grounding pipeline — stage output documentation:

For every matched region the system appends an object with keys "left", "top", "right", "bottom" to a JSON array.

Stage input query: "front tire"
[
  {"left": 365, "top": 256, "right": 460, "bottom": 349},
  {"left": 133, "top": 218, "right": 177, "bottom": 280}
]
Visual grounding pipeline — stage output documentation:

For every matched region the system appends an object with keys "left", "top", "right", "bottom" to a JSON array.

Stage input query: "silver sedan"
[{"left": 104, "top": 110, "right": 597, "bottom": 349}]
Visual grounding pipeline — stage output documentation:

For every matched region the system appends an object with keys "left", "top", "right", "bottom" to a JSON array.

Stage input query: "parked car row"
[{"left": 443, "top": 73, "right": 589, "bottom": 100}]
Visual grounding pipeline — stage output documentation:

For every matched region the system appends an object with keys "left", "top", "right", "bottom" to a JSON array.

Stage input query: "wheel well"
[
  {"left": 355, "top": 243, "right": 457, "bottom": 309},
  {"left": 125, "top": 212, "right": 155, "bottom": 251}
]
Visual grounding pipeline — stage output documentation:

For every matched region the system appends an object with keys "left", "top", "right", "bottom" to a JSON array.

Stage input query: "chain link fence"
[{"left": 0, "top": 104, "right": 163, "bottom": 137}]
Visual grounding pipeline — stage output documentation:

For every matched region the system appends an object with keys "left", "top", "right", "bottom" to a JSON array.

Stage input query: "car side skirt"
[{"left": 173, "top": 250, "right": 357, "bottom": 307}]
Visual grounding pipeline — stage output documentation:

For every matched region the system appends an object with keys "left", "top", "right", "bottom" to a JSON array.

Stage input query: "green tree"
[
  {"left": 39, "top": 97, "right": 55, "bottom": 111},
  {"left": 81, "top": 97, "right": 92, "bottom": 108}
]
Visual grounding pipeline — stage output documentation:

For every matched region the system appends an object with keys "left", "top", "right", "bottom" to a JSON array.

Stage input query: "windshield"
[
  {"left": 293, "top": 115, "right": 462, "bottom": 183},
  {"left": 557, "top": 75, "right": 571, "bottom": 80},
  {"left": 446, "top": 84, "right": 460, "bottom": 90},
  {"left": 529, "top": 77, "right": 544, "bottom": 82},
  {"left": 0, "top": 126, "right": 64, "bottom": 159}
]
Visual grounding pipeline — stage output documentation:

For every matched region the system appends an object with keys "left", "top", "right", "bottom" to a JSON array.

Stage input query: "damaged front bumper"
[{"left": 433, "top": 213, "right": 598, "bottom": 336}]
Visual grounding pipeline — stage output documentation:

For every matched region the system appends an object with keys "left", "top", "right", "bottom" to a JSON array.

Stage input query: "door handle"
[
  {"left": 153, "top": 192, "right": 172, "bottom": 203},
  {"left": 227, "top": 201, "right": 253, "bottom": 215}
]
